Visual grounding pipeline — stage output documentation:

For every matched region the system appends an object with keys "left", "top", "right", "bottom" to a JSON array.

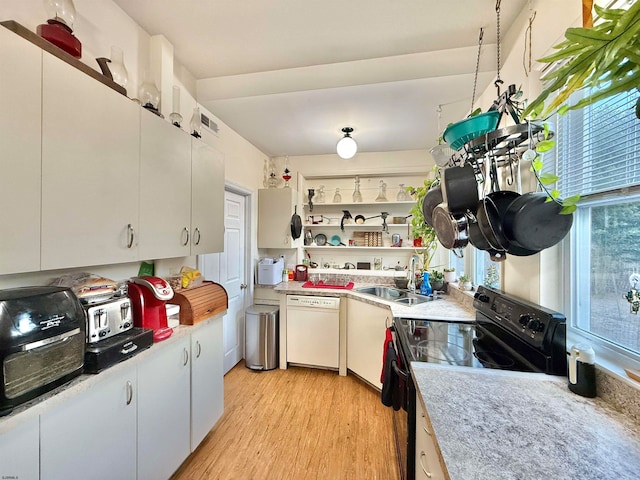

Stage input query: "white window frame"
[{"left": 564, "top": 191, "right": 640, "bottom": 377}]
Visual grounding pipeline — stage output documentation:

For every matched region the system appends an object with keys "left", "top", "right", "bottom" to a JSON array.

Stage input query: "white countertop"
[
  {"left": 273, "top": 281, "right": 476, "bottom": 322},
  {"left": 412, "top": 363, "right": 640, "bottom": 480}
]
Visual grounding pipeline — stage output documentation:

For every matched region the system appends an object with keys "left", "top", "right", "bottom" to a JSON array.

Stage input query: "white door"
[{"left": 199, "top": 189, "right": 248, "bottom": 374}]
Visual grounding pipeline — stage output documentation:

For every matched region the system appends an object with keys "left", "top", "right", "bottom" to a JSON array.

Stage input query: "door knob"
[{"left": 240, "top": 283, "right": 247, "bottom": 289}]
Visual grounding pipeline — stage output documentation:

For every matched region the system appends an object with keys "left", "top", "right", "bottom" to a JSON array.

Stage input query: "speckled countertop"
[
  {"left": 273, "top": 281, "right": 476, "bottom": 322},
  {"left": 412, "top": 363, "right": 640, "bottom": 480}
]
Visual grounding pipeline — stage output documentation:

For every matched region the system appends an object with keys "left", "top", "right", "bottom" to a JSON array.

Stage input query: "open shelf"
[
  {"left": 304, "top": 201, "right": 415, "bottom": 208},
  {"left": 304, "top": 246, "right": 417, "bottom": 251},
  {"left": 303, "top": 223, "right": 409, "bottom": 228}
]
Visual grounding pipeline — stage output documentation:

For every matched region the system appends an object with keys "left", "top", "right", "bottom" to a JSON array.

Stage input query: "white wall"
[{"left": 0, "top": 0, "right": 266, "bottom": 288}]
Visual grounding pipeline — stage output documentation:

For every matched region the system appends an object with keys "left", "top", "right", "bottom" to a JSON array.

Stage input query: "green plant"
[
  {"left": 526, "top": 122, "right": 580, "bottom": 214},
  {"left": 430, "top": 270, "right": 444, "bottom": 281},
  {"left": 443, "top": 267, "right": 455, "bottom": 273},
  {"left": 459, "top": 274, "right": 471, "bottom": 283},
  {"left": 405, "top": 178, "right": 438, "bottom": 266},
  {"left": 522, "top": 2, "right": 640, "bottom": 120}
]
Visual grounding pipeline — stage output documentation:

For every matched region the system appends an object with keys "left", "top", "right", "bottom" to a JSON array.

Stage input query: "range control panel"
[{"left": 473, "top": 286, "right": 565, "bottom": 348}]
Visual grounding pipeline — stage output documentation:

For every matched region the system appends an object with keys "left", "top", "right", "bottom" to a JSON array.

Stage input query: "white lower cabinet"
[
  {"left": 415, "top": 395, "right": 446, "bottom": 480},
  {"left": 0, "top": 416, "right": 40, "bottom": 480},
  {"left": 40, "top": 369, "right": 137, "bottom": 480},
  {"left": 346, "top": 298, "right": 389, "bottom": 388},
  {"left": 35, "top": 322, "right": 223, "bottom": 480},
  {"left": 137, "top": 335, "right": 191, "bottom": 480},
  {"left": 190, "top": 317, "right": 224, "bottom": 450}
]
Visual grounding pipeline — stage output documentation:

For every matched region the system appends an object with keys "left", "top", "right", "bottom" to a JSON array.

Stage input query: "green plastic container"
[{"left": 443, "top": 111, "right": 500, "bottom": 151}]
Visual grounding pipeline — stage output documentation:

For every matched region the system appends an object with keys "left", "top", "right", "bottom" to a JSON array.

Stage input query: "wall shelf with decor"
[
  {"left": 304, "top": 246, "right": 417, "bottom": 251},
  {"left": 297, "top": 173, "right": 432, "bottom": 272}
]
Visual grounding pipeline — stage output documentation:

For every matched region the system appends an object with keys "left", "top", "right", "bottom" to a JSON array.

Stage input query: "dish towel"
[
  {"left": 380, "top": 327, "right": 393, "bottom": 383},
  {"left": 381, "top": 340, "right": 397, "bottom": 408}
]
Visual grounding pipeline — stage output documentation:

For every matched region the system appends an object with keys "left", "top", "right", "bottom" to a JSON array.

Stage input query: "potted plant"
[
  {"left": 522, "top": 2, "right": 640, "bottom": 121},
  {"left": 443, "top": 267, "right": 456, "bottom": 284},
  {"left": 430, "top": 270, "right": 444, "bottom": 291},
  {"left": 458, "top": 274, "right": 473, "bottom": 291},
  {"left": 405, "top": 179, "right": 438, "bottom": 267}
]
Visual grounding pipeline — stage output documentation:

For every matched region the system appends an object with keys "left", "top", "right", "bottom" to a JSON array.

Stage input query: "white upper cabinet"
[
  {"left": 191, "top": 138, "right": 225, "bottom": 254},
  {"left": 0, "top": 27, "right": 41, "bottom": 274},
  {"left": 139, "top": 110, "right": 192, "bottom": 260},
  {"left": 258, "top": 188, "right": 299, "bottom": 248},
  {"left": 40, "top": 52, "right": 140, "bottom": 270}
]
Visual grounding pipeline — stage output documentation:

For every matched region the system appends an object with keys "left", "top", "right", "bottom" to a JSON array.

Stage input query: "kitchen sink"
[
  {"left": 394, "top": 296, "right": 431, "bottom": 306},
  {"left": 354, "top": 286, "right": 436, "bottom": 306}
]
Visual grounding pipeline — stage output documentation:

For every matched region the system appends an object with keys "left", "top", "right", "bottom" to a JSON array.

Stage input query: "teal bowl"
[{"left": 443, "top": 111, "right": 501, "bottom": 151}]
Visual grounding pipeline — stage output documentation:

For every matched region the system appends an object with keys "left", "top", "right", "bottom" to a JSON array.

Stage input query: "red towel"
[{"left": 380, "top": 327, "right": 393, "bottom": 383}]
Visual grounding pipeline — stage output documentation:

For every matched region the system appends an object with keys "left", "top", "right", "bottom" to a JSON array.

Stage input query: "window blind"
[{"left": 553, "top": 89, "right": 640, "bottom": 198}]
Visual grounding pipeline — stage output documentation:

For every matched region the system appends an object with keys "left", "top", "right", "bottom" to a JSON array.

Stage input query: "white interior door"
[{"left": 198, "top": 189, "right": 248, "bottom": 373}]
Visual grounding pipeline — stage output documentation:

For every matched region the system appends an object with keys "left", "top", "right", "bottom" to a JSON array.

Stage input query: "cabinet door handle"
[
  {"left": 126, "top": 381, "right": 133, "bottom": 405},
  {"left": 183, "top": 347, "right": 189, "bottom": 366},
  {"left": 193, "top": 227, "right": 201, "bottom": 245},
  {"left": 182, "top": 227, "right": 190, "bottom": 246},
  {"left": 419, "top": 451, "right": 432, "bottom": 478},
  {"left": 421, "top": 412, "right": 431, "bottom": 435},
  {"left": 127, "top": 224, "right": 135, "bottom": 249},
  {"left": 196, "top": 340, "right": 202, "bottom": 358}
]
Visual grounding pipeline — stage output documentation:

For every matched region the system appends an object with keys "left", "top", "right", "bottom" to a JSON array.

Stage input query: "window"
[{"left": 555, "top": 87, "right": 640, "bottom": 360}]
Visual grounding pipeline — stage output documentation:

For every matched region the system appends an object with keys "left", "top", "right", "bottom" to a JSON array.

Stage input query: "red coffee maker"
[{"left": 128, "top": 276, "right": 174, "bottom": 342}]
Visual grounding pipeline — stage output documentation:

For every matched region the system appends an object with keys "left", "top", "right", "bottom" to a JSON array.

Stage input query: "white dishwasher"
[{"left": 286, "top": 295, "right": 340, "bottom": 369}]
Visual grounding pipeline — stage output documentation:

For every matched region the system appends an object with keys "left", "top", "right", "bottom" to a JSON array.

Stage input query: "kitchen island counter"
[{"left": 412, "top": 363, "right": 640, "bottom": 480}]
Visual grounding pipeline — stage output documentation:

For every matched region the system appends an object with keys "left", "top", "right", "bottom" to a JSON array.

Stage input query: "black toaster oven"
[{"left": 0, "top": 286, "right": 86, "bottom": 416}]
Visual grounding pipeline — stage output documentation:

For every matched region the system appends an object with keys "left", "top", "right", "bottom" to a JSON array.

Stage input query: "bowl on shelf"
[{"left": 443, "top": 111, "right": 501, "bottom": 151}]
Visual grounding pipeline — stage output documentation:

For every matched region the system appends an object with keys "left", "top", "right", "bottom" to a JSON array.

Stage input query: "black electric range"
[{"left": 390, "top": 285, "right": 567, "bottom": 480}]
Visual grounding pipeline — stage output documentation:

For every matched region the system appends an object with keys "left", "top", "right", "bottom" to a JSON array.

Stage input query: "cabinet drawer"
[{"left": 415, "top": 397, "right": 446, "bottom": 480}]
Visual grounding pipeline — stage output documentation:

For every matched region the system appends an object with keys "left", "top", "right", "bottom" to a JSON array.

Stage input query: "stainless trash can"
[{"left": 245, "top": 305, "right": 279, "bottom": 370}]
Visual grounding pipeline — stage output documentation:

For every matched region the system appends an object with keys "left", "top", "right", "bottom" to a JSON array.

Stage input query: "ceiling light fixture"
[{"left": 336, "top": 127, "right": 357, "bottom": 159}]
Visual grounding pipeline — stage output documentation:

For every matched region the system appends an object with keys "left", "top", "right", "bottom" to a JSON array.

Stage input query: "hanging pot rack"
[{"left": 439, "top": 0, "right": 556, "bottom": 182}]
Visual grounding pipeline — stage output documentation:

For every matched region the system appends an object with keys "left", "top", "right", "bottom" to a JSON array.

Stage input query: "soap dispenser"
[
  {"left": 568, "top": 344, "right": 596, "bottom": 397},
  {"left": 420, "top": 271, "right": 432, "bottom": 296}
]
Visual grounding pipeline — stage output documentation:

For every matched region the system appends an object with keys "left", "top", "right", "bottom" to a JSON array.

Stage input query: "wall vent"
[{"left": 200, "top": 112, "right": 219, "bottom": 135}]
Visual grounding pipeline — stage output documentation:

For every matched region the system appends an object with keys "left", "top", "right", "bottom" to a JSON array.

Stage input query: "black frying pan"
[
  {"left": 441, "top": 164, "right": 479, "bottom": 215},
  {"left": 422, "top": 185, "right": 443, "bottom": 227},
  {"left": 290, "top": 206, "right": 302, "bottom": 239},
  {"left": 503, "top": 192, "right": 574, "bottom": 251}
]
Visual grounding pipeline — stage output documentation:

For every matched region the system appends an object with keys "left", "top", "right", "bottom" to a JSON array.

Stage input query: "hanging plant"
[
  {"left": 522, "top": 2, "right": 640, "bottom": 120},
  {"left": 405, "top": 179, "right": 438, "bottom": 266}
]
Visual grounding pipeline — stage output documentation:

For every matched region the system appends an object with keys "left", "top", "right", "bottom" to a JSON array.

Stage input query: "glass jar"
[
  {"left": 108, "top": 46, "right": 128, "bottom": 89},
  {"left": 352, "top": 176, "right": 363, "bottom": 202}
]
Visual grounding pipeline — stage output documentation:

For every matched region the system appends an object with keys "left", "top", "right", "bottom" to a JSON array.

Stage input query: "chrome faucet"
[{"left": 407, "top": 254, "right": 419, "bottom": 293}]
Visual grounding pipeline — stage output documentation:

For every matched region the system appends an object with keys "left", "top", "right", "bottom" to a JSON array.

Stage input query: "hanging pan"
[
  {"left": 441, "top": 164, "right": 479, "bottom": 215},
  {"left": 422, "top": 184, "right": 443, "bottom": 228},
  {"left": 432, "top": 203, "right": 468, "bottom": 257},
  {"left": 502, "top": 192, "right": 574, "bottom": 251},
  {"left": 290, "top": 206, "right": 302, "bottom": 240}
]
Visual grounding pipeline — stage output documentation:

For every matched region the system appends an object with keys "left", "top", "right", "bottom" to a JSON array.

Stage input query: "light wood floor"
[{"left": 172, "top": 364, "right": 400, "bottom": 480}]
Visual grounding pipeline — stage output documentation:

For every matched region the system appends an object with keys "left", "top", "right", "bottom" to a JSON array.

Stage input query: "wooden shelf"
[{"left": 1, "top": 20, "right": 127, "bottom": 97}]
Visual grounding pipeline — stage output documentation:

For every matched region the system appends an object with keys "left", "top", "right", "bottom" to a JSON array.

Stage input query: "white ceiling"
[{"left": 113, "top": 0, "right": 528, "bottom": 157}]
